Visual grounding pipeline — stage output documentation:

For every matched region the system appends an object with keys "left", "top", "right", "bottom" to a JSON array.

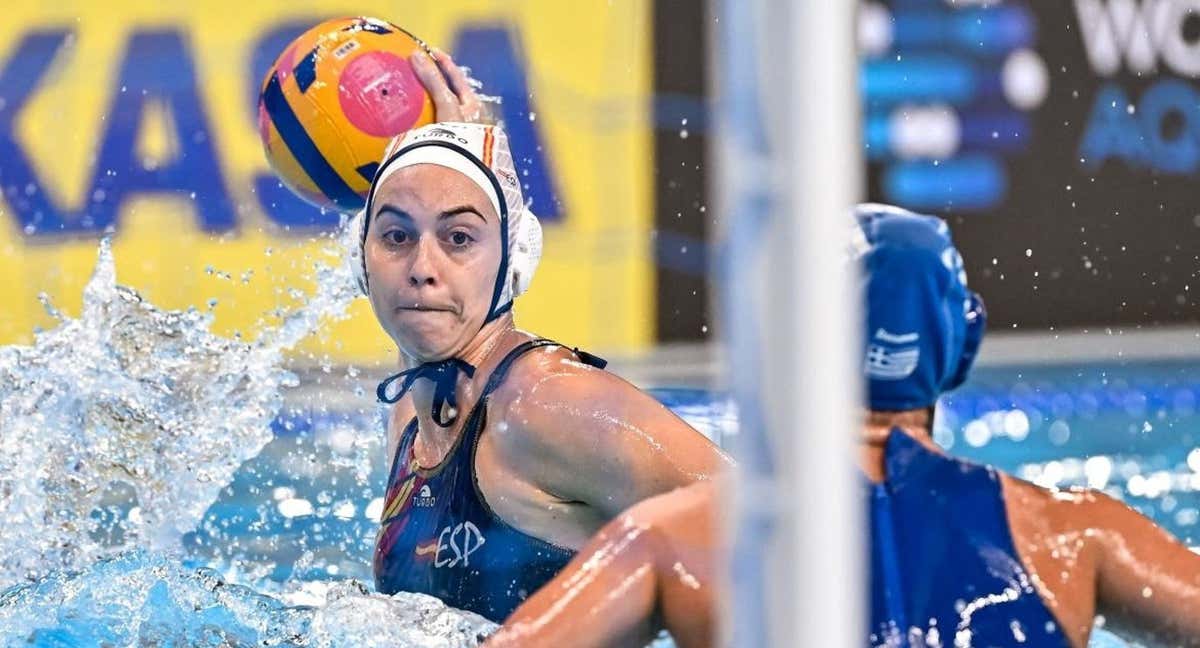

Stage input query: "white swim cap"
[{"left": 354, "top": 122, "right": 542, "bottom": 322}]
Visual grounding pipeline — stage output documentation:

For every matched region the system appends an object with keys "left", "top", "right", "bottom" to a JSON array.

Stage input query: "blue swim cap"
[{"left": 853, "top": 204, "right": 986, "bottom": 411}]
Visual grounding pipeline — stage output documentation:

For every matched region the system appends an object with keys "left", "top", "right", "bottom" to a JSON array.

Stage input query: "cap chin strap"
[{"left": 377, "top": 358, "right": 477, "bottom": 427}]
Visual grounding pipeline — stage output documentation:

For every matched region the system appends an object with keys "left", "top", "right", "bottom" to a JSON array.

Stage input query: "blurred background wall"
[
  {"left": 2, "top": 0, "right": 1197, "bottom": 373},
  {"left": 0, "top": 0, "right": 685, "bottom": 367},
  {"left": 863, "top": 0, "right": 1200, "bottom": 331}
]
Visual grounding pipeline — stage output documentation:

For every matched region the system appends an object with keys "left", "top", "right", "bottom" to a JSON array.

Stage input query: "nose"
[{"left": 408, "top": 235, "right": 438, "bottom": 287}]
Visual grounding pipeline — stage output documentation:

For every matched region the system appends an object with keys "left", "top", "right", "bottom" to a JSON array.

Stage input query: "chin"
[{"left": 394, "top": 333, "right": 459, "bottom": 363}]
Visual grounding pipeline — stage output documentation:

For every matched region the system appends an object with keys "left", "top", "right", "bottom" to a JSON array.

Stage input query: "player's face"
[{"left": 364, "top": 164, "right": 502, "bottom": 361}]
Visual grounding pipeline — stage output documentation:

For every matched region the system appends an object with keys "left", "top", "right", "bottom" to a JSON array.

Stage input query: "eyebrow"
[
  {"left": 439, "top": 205, "right": 487, "bottom": 223},
  {"left": 372, "top": 204, "right": 486, "bottom": 223},
  {"left": 373, "top": 204, "right": 411, "bottom": 222}
]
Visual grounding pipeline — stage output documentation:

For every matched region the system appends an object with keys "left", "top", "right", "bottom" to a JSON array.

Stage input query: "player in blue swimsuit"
[
  {"left": 355, "top": 51, "right": 731, "bottom": 624},
  {"left": 485, "top": 205, "right": 1200, "bottom": 648}
]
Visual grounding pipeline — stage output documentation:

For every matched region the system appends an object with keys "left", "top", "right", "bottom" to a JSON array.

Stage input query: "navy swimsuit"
[
  {"left": 373, "top": 340, "right": 604, "bottom": 622},
  {"left": 866, "top": 430, "right": 1069, "bottom": 647}
]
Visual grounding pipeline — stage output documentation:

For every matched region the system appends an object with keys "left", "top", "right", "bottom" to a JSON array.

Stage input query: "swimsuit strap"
[{"left": 480, "top": 339, "right": 608, "bottom": 399}]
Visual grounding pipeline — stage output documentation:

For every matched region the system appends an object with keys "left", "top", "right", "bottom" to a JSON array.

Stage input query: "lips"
[{"left": 395, "top": 304, "right": 456, "bottom": 314}]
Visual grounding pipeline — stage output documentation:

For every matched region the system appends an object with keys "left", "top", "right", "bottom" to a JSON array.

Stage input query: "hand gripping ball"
[{"left": 257, "top": 16, "right": 435, "bottom": 213}]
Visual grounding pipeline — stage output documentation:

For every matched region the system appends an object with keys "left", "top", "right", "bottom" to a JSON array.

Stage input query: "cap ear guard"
[
  {"left": 505, "top": 207, "right": 543, "bottom": 302},
  {"left": 946, "top": 291, "right": 986, "bottom": 392}
]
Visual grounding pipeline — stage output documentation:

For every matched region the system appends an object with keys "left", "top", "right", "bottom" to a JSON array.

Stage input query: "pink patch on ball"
[
  {"left": 276, "top": 42, "right": 298, "bottom": 84},
  {"left": 257, "top": 102, "right": 272, "bottom": 147},
  {"left": 339, "top": 51, "right": 425, "bottom": 138}
]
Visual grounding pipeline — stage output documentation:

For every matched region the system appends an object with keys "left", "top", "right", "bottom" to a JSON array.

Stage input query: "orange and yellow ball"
[{"left": 257, "top": 17, "right": 435, "bottom": 213}]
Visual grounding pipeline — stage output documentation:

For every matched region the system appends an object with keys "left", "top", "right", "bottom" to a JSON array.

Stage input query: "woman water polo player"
[
  {"left": 852, "top": 206, "right": 1198, "bottom": 647},
  {"left": 486, "top": 205, "right": 1200, "bottom": 648},
  {"left": 355, "top": 51, "right": 732, "bottom": 623}
]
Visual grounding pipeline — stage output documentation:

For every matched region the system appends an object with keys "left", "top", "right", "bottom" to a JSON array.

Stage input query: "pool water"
[
  {"left": 2, "top": 366, "right": 1194, "bottom": 645},
  {"left": 944, "top": 360, "right": 1200, "bottom": 548}
]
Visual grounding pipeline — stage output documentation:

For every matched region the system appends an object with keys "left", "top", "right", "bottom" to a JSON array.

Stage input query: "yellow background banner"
[{"left": 0, "top": 1, "right": 653, "bottom": 365}]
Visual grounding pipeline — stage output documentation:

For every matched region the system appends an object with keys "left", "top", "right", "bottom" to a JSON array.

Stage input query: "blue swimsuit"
[
  {"left": 373, "top": 340, "right": 604, "bottom": 623},
  {"left": 867, "top": 430, "right": 1069, "bottom": 647}
]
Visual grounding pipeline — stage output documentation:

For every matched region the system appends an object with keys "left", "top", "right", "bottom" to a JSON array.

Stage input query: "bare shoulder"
[
  {"left": 1000, "top": 473, "right": 1107, "bottom": 556},
  {"left": 497, "top": 342, "right": 613, "bottom": 389},
  {"left": 486, "top": 342, "right": 622, "bottom": 437},
  {"left": 477, "top": 341, "right": 618, "bottom": 491},
  {"left": 485, "top": 341, "right": 701, "bottom": 455},
  {"left": 1000, "top": 473, "right": 1109, "bottom": 646},
  {"left": 480, "top": 341, "right": 726, "bottom": 513},
  {"left": 1000, "top": 470, "right": 1192, "bottom": 576},
  {"left": 1002, "top": 471, "right": 1200, "bottom": 645},
  {"left": 1001, "top": 472, "right": 1115, "bottom": 536}
]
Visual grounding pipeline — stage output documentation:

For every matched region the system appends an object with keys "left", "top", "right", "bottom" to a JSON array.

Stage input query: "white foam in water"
[
  {"left": 0, "top": 552, "right": 494, "bottom": 647},
  {"left": 0, "top": 219, "right": 497, "bottom": 646},
  {"left": 0, "top": 237, "right": 291, "bottom": 583}
]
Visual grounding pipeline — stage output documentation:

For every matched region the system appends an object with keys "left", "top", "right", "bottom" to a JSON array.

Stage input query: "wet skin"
[
  {"left": 364, "top": 45, "right": 732, "bottom": 635},
  {"left": 861, "top": 419, "right": 1200, "bottom": 648},
  {"left": 364, "top": 163, "right": 732, "bottom": 555},
  {"left": 484, "top": 480, "right": 724, "bottom": 648},
  {"left": 485, "top": 418, "right": 1200, "bottom": 648},
  {"left": 1003, "top": 467, "right": 1200, "bottom": 647}
]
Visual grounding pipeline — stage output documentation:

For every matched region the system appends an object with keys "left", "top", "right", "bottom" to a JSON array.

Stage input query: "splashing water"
[
  {"left": 0, "top": 220, "right": 497, "bottom": 645},
  {"left": 0, "top": 552, "right": 492, "bottom": 647},
  {"left": 2, "top": 240, "right": 275, "bottom": 582}
]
